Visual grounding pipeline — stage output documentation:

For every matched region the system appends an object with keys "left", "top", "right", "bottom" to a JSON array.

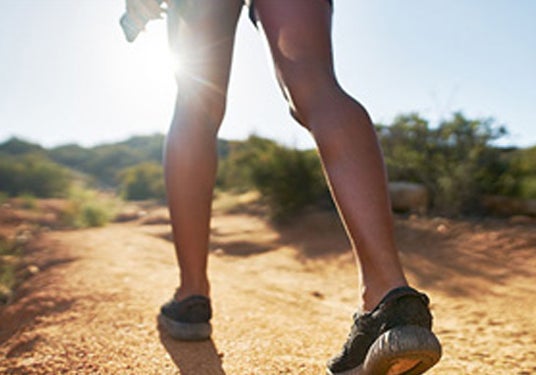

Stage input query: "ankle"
[
  {"left": 175, "top": 279, "right": 210, "bottom": 301},
  {"left": 361, "top": 280, "right": 408, "bottom": 311}
]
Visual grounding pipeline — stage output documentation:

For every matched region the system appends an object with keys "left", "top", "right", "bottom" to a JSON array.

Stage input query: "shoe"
[
  {"left": 158, "top": 294, "right": 212, "bottom": 341},
  {"left": 326, "top": 286, "right": 442, "bottom": 375}
]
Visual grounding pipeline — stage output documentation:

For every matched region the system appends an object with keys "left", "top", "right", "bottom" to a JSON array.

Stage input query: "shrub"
[
  {"left": 379, "top": 112, "right": 509, "bottom": 215},
  {"left": 118, "top": 162, "right": 166, "bottom": 201},
  {"left": 84, "top": 145, "right": 146, "bottom": 187},
  {"left": 504, "top": 146, "right": 536, "bottom": 199},
  {"left": 60, "top": 187, "right": 118, "bottom": 228},
  {"left": 217, "top": 136, "right": 280, "bottom": 192},
  {"left": 518, "top": 177, "right": 536, "bottom": 200},
  {"left": 250, "top": 144, "right": 328, "bottom": 220},
  {"left": 19, "top": 193, "right": 38, "bottom": 210},
  {"left": 0, "top": 236, "right": 20, "bottom": 304},
  {"left": 0, "top": 153, "right": 71, "bottom": 198},
  {"left": 217, "top": 136, "right": 331, "bottom": 220}
]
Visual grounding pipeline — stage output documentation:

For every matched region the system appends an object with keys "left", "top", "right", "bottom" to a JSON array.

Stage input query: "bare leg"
[
  {"left": 254, "top": 0, "right": 407, "bottom": 310},
  {"left": 165, "top": 0, "right": 242, "bottom": 301}
]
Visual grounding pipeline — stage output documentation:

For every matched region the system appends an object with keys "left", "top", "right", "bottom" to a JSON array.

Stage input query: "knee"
[
  {"left": 174, "top": 83, "right": 227, "bottom": 134},
  {"left": 277, "top": 65, "right": 341, "bottom": 128}
]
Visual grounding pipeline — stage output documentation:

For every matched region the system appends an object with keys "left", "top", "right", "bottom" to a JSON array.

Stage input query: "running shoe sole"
[
  {"left": 158, "top": 312, "right": 212, "bottom": 341},
  {"left": 327, "top": 325, "right": 441, "bottom": 375}
]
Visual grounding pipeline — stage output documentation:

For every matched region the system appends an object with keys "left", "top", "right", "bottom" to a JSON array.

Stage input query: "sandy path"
[{"left": 1, "top": 207, "right": 535, "bottom": 374}]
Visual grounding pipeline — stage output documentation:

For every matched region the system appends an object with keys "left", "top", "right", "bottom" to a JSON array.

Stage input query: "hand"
[{"left": 125, "top": 0, "right": 164, "bottom": 22}]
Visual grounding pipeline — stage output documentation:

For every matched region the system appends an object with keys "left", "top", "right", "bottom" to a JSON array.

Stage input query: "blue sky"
[{"left": 0, "top": 1, "right": 535, "bottom": 149}]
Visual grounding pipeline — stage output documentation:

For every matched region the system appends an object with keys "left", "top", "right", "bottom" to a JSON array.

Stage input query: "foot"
[
  {"left": 158, "top": 294, "right": 212, "bottom": 341},
  {"left": 326, "top": 286, "right": 442, "bottom": 375}
]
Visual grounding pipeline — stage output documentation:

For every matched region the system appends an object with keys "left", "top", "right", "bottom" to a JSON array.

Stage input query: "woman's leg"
[
  {"left": 165, "top": 0, "right": 242, "bottom": 301},
  {"left": 253, "top": 0, "right": 407, "bottom": 311}
]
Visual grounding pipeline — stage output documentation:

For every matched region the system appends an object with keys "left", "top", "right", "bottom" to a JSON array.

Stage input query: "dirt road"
[{"left": 1, "top": 204, "right": 535, "bottom": 374}]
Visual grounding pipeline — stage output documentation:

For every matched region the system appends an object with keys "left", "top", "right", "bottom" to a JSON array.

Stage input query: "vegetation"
[
  {"left": 217, "top": 136, "right": 280, "bottom": 192},
  {"left": 0, "top": 153, "right": 71, "bottom": 198},
  {"left": 0, "top": 235, "right": 20, "bottom": 304},
  {"left": 248, "top": 140, "right": 328, "bottom": 220},
  {"left": 119, "top": 162, "right": 166, "bottom": 201},
  {"left": 47, "top": 134, "right": 166, "bottom": 187},
  {"left": 503, "top": 146, "right": 536, "bottom": 199},
  {"left": 59, "top": 186, "right": 119, "bottom": 228},
  {"left": 0, "top": 137, "right": 44, "bottom": 156},
  {"left": 217, "top": 136, "right": 330, "bottom": 220},
  {"left": 0, "top": 112, "right": 534, "bottom": 220},
  {"left": 378, "top": 112, "right": 511, "bottom": 215}
]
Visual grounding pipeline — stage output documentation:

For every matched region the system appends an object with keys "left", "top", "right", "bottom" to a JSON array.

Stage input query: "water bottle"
[{"left": 120, "top": 0, "right": 165, "bottom": 42}]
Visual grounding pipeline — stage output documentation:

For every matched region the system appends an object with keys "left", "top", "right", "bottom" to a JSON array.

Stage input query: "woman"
[{"left": 138, "top": 0, "right": 444, "bottom": 373}]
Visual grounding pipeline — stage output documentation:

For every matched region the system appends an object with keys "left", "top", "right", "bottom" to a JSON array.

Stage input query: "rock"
[
  {"left": 436, "top": 224, "right": 448, "bottom": 233},
  {"left": 310, "top": 291, "right": 324, "bottom": 299},
  {"left": 27, "top": 265, "right": 40, "bottom": 275},
  {"left": 213, "top": 248, "right": 225, "bottom": 256},
  {"left": 389, "top": 182, "right": 429, "bottom": 214}
]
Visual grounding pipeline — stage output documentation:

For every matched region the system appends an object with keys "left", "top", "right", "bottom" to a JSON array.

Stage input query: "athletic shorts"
[{"left": 244, "top": 0, "right": 333, "bottom": 24}]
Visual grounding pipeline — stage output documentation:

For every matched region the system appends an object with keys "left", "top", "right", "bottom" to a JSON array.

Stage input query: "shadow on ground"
[
  {"left": 158, "top": 327, "right": 226, "bottom": 375},
  {"left": 0, "top": 235, "right": 77, "bottom": 344},
  {"left": 154, "top": 209, "right": 350, "bottom": 258},
  {"left": 0, "top": 292, "right": 74, "bottom": 345},
  {"left": 151, "top": 206, "right": 535, "bottom": 299},
  {"left": 394, "top": 216, "right": 535, "bottom": 298}
]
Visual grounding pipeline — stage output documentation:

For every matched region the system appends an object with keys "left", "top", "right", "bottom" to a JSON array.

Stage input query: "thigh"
[
  {"left": 253, "top": 0, "right": 335, "bottom": 86},
  {"left": 167, "top": 0, "right": 243, "bottom": 95}
]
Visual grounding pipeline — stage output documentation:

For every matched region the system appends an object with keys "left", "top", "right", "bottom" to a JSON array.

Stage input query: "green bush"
[
  {"left": 19, "top": 193, "right": 38, "bottom": 210},
  {"left": 379, "top": 112, "right": 509, "bottom": 215},
  {"left": 518, "top": 177, "right": 536, "bottom": 200},
  {"left": 504, "top": 146, "right": 536, "bottom": 199},
  {"left": 217, "top": 136, "right": 279, "bottom": 192},
  {"left": 79, "top": 204, "right": 110, "bottom": 227},
  {"left": 118, "top": 162, "right": 166, "bottom": 201},
  {"left": 0, "top": 153, "right": 71, "bottom": 198},
  {"left": 217, "top": 136, "right": 330, "bottom": 220},
  {"left": 60, "top": 187, "right": 117, "bottom": 228},
  {"left": 0, "top": 236, "right": 20, "bottom": 304},
  {"left": 0, "top": 192, "right": 9, "bottom": 205},
  {"left": 250, "top": 144, "right": 328, "bottom": 220}
]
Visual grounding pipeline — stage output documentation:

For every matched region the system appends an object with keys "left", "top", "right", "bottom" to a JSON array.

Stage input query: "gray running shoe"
[
  {"left": 326, "top": 287, "right": 441, "bottom": 375},
  {"left": 158, "top": 295, "right": 212, "bottom": 341}
]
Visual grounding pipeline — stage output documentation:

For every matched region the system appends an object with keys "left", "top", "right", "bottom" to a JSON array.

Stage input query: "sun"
[{"left": 167, "top": 43, "right": 187, "bottom": 81}]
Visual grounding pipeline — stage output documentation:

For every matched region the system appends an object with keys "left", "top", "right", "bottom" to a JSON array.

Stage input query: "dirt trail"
[{"left": 1, "top": 204, "right": 535, "bottom": 374}]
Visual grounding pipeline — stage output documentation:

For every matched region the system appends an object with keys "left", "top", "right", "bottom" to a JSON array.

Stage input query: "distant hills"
[
  {"left": 0, "top": 134, "right": 231, "bottom": 189},
  {"left": 1, "top": 110, "right": 535, "bottom": 216}
]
